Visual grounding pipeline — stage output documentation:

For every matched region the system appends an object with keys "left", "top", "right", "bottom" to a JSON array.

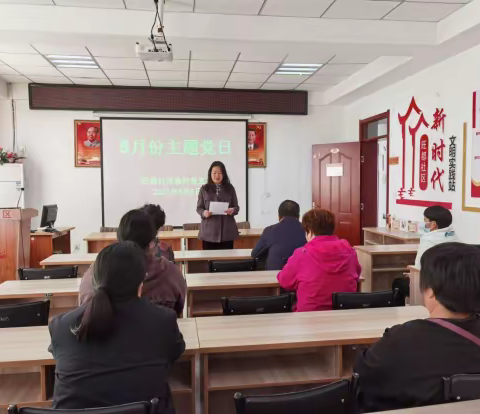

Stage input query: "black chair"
[
  {"left": 234, "top": 374, "right": 359, "bottom": 414},
  {"left": 221, "top": 293, "right": 295, "bottom": 315},
  {"left": 8, "top": 399, "right": 159, "bottom": 414},
  {"left": 209, "top": 259, "right": 256, "bottom": 273},
  {"left": 332, "top": 289, "right": 405, "bottom": 310},
  {"left": 100, "top": 226, "right": 118, "bottom": 233},
  {"left": 0, "top": 301, "right": 50, "bottom": 328},
  {"left": 18, "top": 266, "right": 78, "bottom": 281},
  {"left": 444, "top": 374, "right": 480, "bottom": 402}
]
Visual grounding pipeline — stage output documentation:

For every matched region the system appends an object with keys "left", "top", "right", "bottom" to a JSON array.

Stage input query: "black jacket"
[
  {"left": 355, "top": 316, "right": 480, "bottom": 412},
  {"left": 251, "top": 217, "right": 307, "bottom": 270},
  {"left": 49, "top": 298, "right": 185, "bottom": 413}
]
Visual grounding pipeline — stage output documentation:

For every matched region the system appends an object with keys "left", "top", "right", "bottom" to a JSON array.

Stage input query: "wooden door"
[
  {"left": 312, "top": 142, "right": 361, "bottom": 246},
  {"left": 361, "top": 139, "right": 378, "bottom": 230}
]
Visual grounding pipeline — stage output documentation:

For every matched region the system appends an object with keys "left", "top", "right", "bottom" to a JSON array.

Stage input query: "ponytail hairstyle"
[{"left": 73, "top": 241, "right": 147, "bottom": 342}]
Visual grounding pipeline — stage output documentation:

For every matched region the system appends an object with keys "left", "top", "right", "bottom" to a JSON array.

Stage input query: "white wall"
[
  {"left": 0, "top": 84, "right": 345, "bottom": 252},
  {"left": 345, "top": 42, "right": 480, "bottom": 243}
]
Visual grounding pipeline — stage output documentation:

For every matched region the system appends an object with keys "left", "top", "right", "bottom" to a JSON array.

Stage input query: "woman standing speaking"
[{"left": 197, "top": 161, "right": 239, "bottom": 250}]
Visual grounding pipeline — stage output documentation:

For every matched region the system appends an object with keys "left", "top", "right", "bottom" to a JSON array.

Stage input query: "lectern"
[{"left": 0, "top": 208, "right": 38, "bottom": 283}]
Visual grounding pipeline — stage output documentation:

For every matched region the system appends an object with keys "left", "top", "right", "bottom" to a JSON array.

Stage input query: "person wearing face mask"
[
  {"left": 414, "top": 205, "right": 460, "bottom": 268},
  {"left": 196, "top": 161, "right": 239, "bottom": 250},
  {"left": 277, "top": 208, "right": 361, "bottom": 311}
]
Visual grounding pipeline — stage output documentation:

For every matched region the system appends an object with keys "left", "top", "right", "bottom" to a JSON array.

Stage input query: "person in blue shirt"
[{"left": 251, "top": 200, "right": 307, "bottom": 270}]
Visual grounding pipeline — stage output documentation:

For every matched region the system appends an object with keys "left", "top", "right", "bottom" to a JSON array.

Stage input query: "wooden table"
[
  {"left": 30, "top": 227, "right": 74, "bottom": 268},
  {"left": 84, "top": 230, "right": 185, "bottom": 253},
  {"left": 0, "top": 279, "right": 80, "bottom": 318},
  {"left": 84, "top": 229, "right": 263, "bottom": 253},
  {"left": 407, "top": 265, "right": 422, "bottom": 306},
  {"left": 363, "top": 227, "right": 422, "bottom": 246},
  {"left": 0, "top": 319, "right": 199, "bottom": 414},
  {"left": 375, "top": 400, "right": 480, "bottom": 414},
  {"left": 186, "top": 271, "right": 280, "bottom": 317},
  {"left": 197, "top": 306, "right": 428, "bottom": 414},
  {"left": 355, "top": 244, "right": 418, "bottom": 292}
]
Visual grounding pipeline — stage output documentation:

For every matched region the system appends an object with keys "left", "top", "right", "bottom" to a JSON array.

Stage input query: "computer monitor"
[{"left": 40, "top": 204, "right": 58, "bottom": 232}]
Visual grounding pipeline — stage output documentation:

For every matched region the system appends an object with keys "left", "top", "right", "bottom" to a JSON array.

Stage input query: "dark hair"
[
  {"left": 302, "top": 208, "right": 335, "bottom": 236},
  {"left": 278, "top": 200, "right": 300, "bottom": 219},
  {"left": 424, "top": 206, "right": 452, "bottom": 229},
  {"left": 117, "top": 209, "right": 156, "bottom": 250},
  {"left": 141, "top": 204, "right": 166, "bottom": 231},
  {"left": 73, "top": 242, "right": 147, "bottom": 341},
  {"left": 420, "top": 243, "right": 480, "bottom": 314},
  {"left": 207, "top": 161, "right": 231, "bottom": 185}
]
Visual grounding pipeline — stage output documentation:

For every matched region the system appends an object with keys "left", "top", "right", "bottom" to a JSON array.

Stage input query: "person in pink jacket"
[{"left": 277, "top": 208, "right": 361, "bottom": 311}]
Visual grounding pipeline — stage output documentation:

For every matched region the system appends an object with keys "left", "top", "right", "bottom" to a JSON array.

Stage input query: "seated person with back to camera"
[{"left": 79, "top": 209, "right": 186, "bottom": 316}]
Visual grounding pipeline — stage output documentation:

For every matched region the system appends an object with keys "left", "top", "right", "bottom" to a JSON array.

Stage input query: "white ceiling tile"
[
  {"left": 148, "top": 71, "right": 188, "bottom": 80},
  {"left": 70, "top": 78, "right": 112, "bottom": 85},
  {"left": 0, "top": 65, "right": 18, "bottom": 75},
  {"left": 304, "top": 74, "right": 348, "bottom": 84},
  {"left": 14, "top": 66, "right": 62, "bottom": 76},
  {"left": 225, "top": 82, "right": 263, "bottom": 89},
  {"left": 32, "top": 44, "right": 90, "bottom": 56},
  {"left": 96, "top": 57, "right": 144, "bottom": 70},
  {"left": 296, "top": 84, "right": 332, "bottom": 91},
  {"left": 195, "top": 0, "right": 264, "bottom": 15},
  {"left": 233, "top": 61, "right": 279, "bottom": 74},
  {"left": 0, "top": 53, "right": 50, "bottom": 66},
  {"left": 189, "top": 60, "right": 235, "bottom": 72},
  {"left": 168, "top": 47, "right": 191, "bottom": 60},
  {"left": 284, "top": 51, "right": 334, "bottom": 64},
  {"left": 111, "top": 79, "right": 150, "bottom": 86},
  {"left": 318, "top": 64, "right": 366, "bottom": 75},
  {"left": 239, "top": 51, "right": 286, "bottom": 63},
  {"left": 384, "top": 2, "right": 463, "bottom": 21},
  {"left": 191, "top": 51, "right": 239, "bottom": 61},
  {"left": 124, "top": 0, "right": 154, "bottom": 10},
  {"left": 54, "top": 0, "right": 124, "bottom": 8},
  {"left": 87, "top": 45, "right": 138, "bottom": 58},
  {"left": 151, "top": 80, "right": 188, "bottom": 87},
  {"left": 145, "top": 60, "right": 189, "bottom": 71},
  {"left": 0, "top": 44, "right": 37, "bottom": 54},
  {"left": 267, "top": 74, "right": 307, "bottom": 84},
  {"left": 164, "top": 0, "right": 194, "bottom": 11},
  {"left": 228, "top": 73, "right": 270, "bottom": 82},
  {"left": 406, "top": 0, "right": 468, "bottom": 3},
  {"left": 0, "top": 74, "right": 30, "bottom": 83},
  {"left": 188, "top": 81, "right": 225, "bottom": 88},
  {"left": 261, "top": 83, "right": 297, "bottom": 90},
  {"left": 0, "top": 0, "right": 53, "bottom": 4},
  {"left": 29, "top": 76, "right": 72, "bottom": 84},
  {"left": 330, "top": 53, "right": 379, "bottom": 64},
  {"left": 104, "top": 69, "right": 147, "bottom": 79},
  {"left": 323, "top": 0, "right": 399, "bottom": 19},
  {"left": 189, "top": 72, "right": 230, "bottom": 81},
  {"left": 261, "top": 0, "right": 335, "bottom": 17},
  {"left": 58, "top": 68, "right": 106, "bottom": 78}
]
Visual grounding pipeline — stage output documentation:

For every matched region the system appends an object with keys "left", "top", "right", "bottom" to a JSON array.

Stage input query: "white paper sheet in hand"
[{"left": 209, "top": 201, "right": 229, "bottom": 215}]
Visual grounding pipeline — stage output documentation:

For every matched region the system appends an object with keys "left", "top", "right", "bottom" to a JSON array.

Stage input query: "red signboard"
[{"left": 419, "top": 134, "right": 429, "bottom": 191}]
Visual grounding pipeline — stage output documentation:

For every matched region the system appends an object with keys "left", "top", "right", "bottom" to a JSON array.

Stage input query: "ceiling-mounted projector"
[{"left": 136, "top": 0, "right": 173, "bottom": 62}]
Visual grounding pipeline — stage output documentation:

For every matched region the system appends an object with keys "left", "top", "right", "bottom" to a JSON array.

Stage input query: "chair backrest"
[
  {"left": 234, "top": 374, "right": 359, "bottom": 414},
  {"left": 159, "top": 225, "right": 173, "bottom": 232},
  {"left": 444, "top": 374, "right": 480, "bottom": 402},
  {"left": 183, "top": 223, "right": 200, "bottom": 231},
  {"left": 237, "top": 221, "right": 251, "bottom": 230},
  {"left": 8, "top": 398, "right": 159, "bottom": 414},
  {"left": 209, "top": 259, "right": 256, "bottom": 273},
  {"left": 100, "top": 226, "right": 118, "bottom": 233},
  {"left": 0, "top": 301, "right": 50, "bottom": 328},
  {"left": 18, "top": 266, "right": 78, "bottom": 281},
  {"left": 332, "top": 289, "right": 405, "bottom": 310},
  {"left": 222, "top": 293, "right": 295, "bottom": 315}
]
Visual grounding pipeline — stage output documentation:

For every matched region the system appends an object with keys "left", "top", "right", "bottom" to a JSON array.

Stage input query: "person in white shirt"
[{"left": 414, "top": 206, "right": 460, "bottom": 268}]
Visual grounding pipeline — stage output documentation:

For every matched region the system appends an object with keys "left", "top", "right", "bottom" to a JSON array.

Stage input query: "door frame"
[{"left": 359, "top": 110, "right": 390, "bottom": 222}]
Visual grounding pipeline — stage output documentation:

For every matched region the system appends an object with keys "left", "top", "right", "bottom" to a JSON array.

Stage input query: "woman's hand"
[
  {"left": 225, "top": 208, "right": 235, "bottom": 216},
  {"left": 204, "top": 211, "right": 212, "bottom": 218}
]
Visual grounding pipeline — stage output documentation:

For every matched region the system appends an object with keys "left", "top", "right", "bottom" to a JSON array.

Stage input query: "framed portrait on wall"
[
  {"left": 248, "top": 122, "right": 266, "bottom": 168},
  {"left": 75, "top": 120, "right": 101, "bottom": 167}
]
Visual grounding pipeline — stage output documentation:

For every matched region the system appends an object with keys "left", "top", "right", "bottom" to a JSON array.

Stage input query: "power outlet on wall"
[{"left": 73, "top": 244, "right": 80, "bottom": 252}]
